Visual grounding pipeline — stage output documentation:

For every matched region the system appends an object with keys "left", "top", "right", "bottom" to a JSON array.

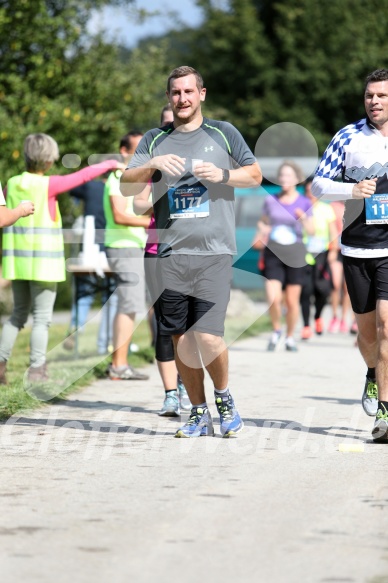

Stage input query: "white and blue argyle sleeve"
[
  {"left": 315, "top": 119, "right": 365, "bottom": 180},
  {"left": 312, "top": 118, "right": 366, "bottom": 201}
]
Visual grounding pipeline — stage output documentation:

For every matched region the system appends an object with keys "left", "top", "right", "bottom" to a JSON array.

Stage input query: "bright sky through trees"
[{"left": 88, "top": 0, "right": 203, "bottom": 47}]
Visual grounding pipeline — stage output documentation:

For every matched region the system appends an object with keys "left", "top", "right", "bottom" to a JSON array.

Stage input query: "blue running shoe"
[
  {"left": 175, "top": 407, "right": 214, "bottom": 438},
  {"left": 177, "top": 376, "right": 191, "bottom": 410},
  {"left": 158, "top": 391, "right": 180, "bottom": 417},
  {"left": 215, "top": 394, "right": 244, "bottom": 438}
]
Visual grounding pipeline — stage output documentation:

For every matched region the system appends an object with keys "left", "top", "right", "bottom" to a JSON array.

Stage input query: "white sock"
[
  {"left": 214, "top": 387, "right": 229, "bottom": 397},
  {"left": 193, "top": 402, "right": 207, "bottom": 410}
]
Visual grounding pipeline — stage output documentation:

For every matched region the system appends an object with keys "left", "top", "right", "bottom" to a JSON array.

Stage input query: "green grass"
[
  {"left": 0, "top": 319, "right": 153, "bottom": 421},
  {"left": 0, "top": 311, "right": 271, "bottom": 422}
]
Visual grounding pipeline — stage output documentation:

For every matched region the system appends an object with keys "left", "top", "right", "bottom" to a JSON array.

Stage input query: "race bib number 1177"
[{"left": 168, "top": 184, "right": 209, "bottom": 219}]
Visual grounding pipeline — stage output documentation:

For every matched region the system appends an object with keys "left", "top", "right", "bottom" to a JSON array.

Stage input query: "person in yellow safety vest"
[{"left": 0, "top": 133, "right": 122, "bottom": 385}]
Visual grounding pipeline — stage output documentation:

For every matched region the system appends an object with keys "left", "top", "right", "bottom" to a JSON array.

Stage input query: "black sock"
[
  {"left": 367, "top": 368, "right": 376, "bottom": 381},
  {"left": 165, "top": 389, "right": 177, "bottom": 394},
  {"left": 378, "top": 400, "right": 388, "bottom": 412}
]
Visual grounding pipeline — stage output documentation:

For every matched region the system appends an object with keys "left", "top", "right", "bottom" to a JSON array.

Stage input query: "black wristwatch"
[{"left": 220, "top": 169, "right": 230, "bottom": 184}]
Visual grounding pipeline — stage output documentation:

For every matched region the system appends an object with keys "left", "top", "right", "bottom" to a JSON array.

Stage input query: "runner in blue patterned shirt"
[{"left": 312, "top": 68, "right": 388, "bottom": 442}]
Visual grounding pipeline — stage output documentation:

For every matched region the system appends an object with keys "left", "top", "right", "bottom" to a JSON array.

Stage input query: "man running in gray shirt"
[{"left": 121, "top": 65, "right": 262, "bottom": 438}]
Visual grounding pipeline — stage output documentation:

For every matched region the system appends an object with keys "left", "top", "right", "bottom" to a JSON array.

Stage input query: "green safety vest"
[
  {"left": 304, "top": 201, "right": 335, "bottom": 266},
  {"left": 103, "top": 170, "right": 147, "bottom": 249},
  {"left": 2, "top": 172, "right": 65, "bottom": 282}
]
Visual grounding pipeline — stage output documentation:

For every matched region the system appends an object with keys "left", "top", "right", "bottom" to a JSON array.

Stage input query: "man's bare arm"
[
  {"left": 194, "top": 162, "right": 262, "bottom": 187},
  {"left": 133, "top": 184, "right": 153, "bottom": 216},
  {"left": 110, "top": 195, "right": 151, "bottom": 227},
  {"left": 228, "top": 163, "right": 262, "bottom": 187},
  {"left": 0, "top": 202, "right": 34, "bottom": 227}
]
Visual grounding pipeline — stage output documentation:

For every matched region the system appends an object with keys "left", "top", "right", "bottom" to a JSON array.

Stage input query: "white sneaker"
[
  {"left": 267, "top": 330, "right": 281, "bottom": 351},
  {"left": 372, "top": 403, "right": 388, "bottom": 442},
  {"left": 362, "top": 378, "right": 378, "bottom": 417},
  {"left": 177, "top": 377, "right": 191, "bottom": 410},
  {"left": 285, "top": 337, "right": 298, "bottom": 352}
]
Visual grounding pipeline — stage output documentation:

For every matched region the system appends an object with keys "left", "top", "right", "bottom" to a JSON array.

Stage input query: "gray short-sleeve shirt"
[{"left": 127, "top": 117, "right": 256, "bottom": 256}]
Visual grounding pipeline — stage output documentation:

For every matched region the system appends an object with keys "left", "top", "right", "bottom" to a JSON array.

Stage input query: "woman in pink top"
[{"left": 0, "top": 133, "right": 122, "bottom": 385}]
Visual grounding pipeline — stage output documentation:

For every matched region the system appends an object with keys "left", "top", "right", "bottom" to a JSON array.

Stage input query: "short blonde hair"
[
  {"left": 277, "top": 160, "right": 305, "bottom": 184},
  {"left": 24, "top": 133, "right": 60, "bottom": 172}
]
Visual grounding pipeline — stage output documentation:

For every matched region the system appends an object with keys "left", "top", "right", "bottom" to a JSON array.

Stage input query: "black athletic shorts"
[
  {"left": 343, "top": 255, "right": 388, "bottom": 314},
  {"left": 262, "top": 246, "right": 306, "bottom": 286},
  {"left": 156, "top": 254, "right": 233, "bottom": 336}
]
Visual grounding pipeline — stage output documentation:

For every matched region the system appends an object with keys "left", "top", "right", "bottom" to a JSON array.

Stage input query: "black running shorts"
[
  {"left": 157, "top": 254, "right": 233, "bottom": 336},
  {"left": 343, "top": 255, "right": 388, "bottom": 314},
  {"left": 262, "top": 246, "right": 306, "bottom": 286}
]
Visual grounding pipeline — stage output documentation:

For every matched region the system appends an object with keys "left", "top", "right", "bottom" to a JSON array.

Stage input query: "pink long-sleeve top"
[
  {"left": 5, "top": 161, "right": 120, "bottom": 221},
  {"left": 145, "top": 214, "right": 158, "bottom": 255}
]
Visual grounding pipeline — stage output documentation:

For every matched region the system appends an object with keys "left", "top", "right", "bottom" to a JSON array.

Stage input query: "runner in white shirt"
[{"left": 312, "top": 68, "right": 388, "bottom": 442}]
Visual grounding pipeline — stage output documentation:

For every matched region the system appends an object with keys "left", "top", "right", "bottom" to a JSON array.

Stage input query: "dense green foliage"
[
  {"left": 1, "top": 0, "right": 387, "bottom": 183},
  {"left": 155, "top": 0, "right": 388, "bottom": 150},
  {"left": 0, "top": 0, "right": 169, "bottom": 186},
  {"left": 0, "top": 0, "right": 170, "bottom": 308}
]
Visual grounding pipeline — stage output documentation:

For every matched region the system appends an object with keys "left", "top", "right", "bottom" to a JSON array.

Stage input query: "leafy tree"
[
  {"left": 157, "top": 0, "right": 388, "bottom": 152},
  {"left": 257, "top": 0, "right": 388, "bottom": 146},
  {"left": 0, "top": 0, "right": 169, "bottom": 186},
  {"left": 0, "top": 0, "right": 170, "bottom": 308},
  {"left": 171, "top": 0, "right": 276, "bottom": 149}
]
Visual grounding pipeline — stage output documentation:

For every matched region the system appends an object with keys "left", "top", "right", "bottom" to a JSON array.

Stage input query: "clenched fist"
[{"left": 352, "top": 178, "right": 377, "bottom": 199}]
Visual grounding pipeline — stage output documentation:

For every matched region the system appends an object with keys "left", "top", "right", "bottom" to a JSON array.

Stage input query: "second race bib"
[
  {"left": 270, "top": 225, "right": 297, "bottom": 245},
  {"left": 365, "top": 194, "right": 388, "bottom": 224}
]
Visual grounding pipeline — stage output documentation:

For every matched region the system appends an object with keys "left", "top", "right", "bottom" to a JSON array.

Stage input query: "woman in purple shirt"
[{"left": 258, "top": 161, "right": 314, "bottom": 352}]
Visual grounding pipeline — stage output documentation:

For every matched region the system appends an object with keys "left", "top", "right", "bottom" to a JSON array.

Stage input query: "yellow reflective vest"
[
  {"left": 2, "top": 172, "right": 65, "bottom": 282},
  {"left": 103, "top": 170, "right": 147, "bottom": 249}
]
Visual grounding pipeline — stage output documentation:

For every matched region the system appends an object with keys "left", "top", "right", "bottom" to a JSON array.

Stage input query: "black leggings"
[
  {"left": 144, "top": 252, "right": 175, "bottom": 362},
  {"left": 300, "top": 252, "right": 332, "bottom": 326}
]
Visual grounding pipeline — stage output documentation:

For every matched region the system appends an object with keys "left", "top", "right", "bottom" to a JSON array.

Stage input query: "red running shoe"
[
  {"left": 315, "top": 318, "right": 324, "bottom": 335},
  {"left": 301, "top": 326, "right": 312, "bottom": 340}
]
